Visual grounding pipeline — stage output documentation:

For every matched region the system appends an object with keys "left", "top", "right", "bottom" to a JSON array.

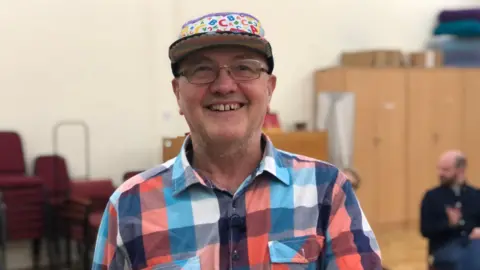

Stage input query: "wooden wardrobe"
[
  {"left": 315, "top": 67, "right": 480, "bottom": 227},
  {"left": 315, "top": 68, "right": 407, "bottom": 227}
]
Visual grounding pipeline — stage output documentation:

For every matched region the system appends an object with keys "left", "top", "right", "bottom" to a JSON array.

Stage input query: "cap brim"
[{"left": 169, "top": 32, "right": 272, "bottom": 64}]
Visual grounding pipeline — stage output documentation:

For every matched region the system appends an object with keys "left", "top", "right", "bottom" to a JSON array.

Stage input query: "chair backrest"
[
  {"left": 0, "top": 132, "right": 25, "bottom": 175},
  {"left": 34, "top": 155, "right": 71, "bottom": 196},
  {"left": 123, "top": 170, "right": 143, "bottom": 182},
  {"left": 70, "top": 179, "right": 116, "bottom": 212}
]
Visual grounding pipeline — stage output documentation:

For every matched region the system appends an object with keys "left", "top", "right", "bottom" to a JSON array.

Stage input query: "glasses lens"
[
  {"left": 183, "top": 59, "right": 265, "bottom": 84},
  {"left": 230, "top": 60, "right": 263, "bottom": 81},
  {"left": 185, "top": 63, "right": 217, "bottom": 84}
]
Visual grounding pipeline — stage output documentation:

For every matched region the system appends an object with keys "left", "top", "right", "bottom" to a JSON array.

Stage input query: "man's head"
[
  {"left": 343, "top": 168, "right": 361, "bottom": 190},
  {"left": 169, "top": 12, "right": 276, "bottom": 145},
  {"left": 437, "top": 150, "right": 467, "bottom": 187}
]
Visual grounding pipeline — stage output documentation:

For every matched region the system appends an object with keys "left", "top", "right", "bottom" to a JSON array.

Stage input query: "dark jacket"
[{"left": 420, "top": 183, "right": 480, "bottom": 254}]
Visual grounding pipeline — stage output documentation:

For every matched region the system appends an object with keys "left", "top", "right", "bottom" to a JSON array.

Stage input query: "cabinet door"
[
  {"left": 463, "top": 70, "right": 480, "bottom": 187},
  {"left": 374, "top": 70, "right": 407, "bottom": 225},
  {"left": 345, "top": 69, "right": 380, "bottom": 225},
  {"left": 406, "top": 69, "right": 464, "bottom": 222}
]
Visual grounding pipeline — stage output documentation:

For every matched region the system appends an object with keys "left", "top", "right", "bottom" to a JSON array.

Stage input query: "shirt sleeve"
[
  {"left": 321, "top": 170, "right": 383, "bottom": 270},
  {"left": 92, "top": 201, "right": 129, "bottom": 270}
]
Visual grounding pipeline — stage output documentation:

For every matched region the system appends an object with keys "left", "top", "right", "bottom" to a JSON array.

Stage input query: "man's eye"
[{"left": 192, "top": 65, "right": 214, "bottom": 72}]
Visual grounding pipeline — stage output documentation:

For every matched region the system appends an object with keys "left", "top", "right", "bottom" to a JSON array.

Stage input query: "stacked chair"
[
  {"left": 0, "top": 130, "right": 117, "bottom": 269},
  {"left": 0, "top": 131, "right": 54, "bottom": 269},
  {"left": 34, "top": 155, "right": 116, "bottom": 270}
]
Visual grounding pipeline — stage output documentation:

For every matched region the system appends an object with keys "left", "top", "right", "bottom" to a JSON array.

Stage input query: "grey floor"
[
  {"left": 4, "top": 240, "right": 49, "bottom": 270},
  {"left": 4, "top": 240, "right": 80, "bottom": 270}
]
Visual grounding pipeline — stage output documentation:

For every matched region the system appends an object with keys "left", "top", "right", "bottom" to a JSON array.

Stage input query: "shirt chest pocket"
[
  {"left": 268, "top": 235, "right": 324, "bottom": 270},
  {"left": 147, "top": 256, "right": 201, "bottom": 270}
]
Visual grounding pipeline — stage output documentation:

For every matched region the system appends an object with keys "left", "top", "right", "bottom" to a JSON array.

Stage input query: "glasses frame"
[{"left": 178, "top": 59, "right": 268, "bottom": 85}]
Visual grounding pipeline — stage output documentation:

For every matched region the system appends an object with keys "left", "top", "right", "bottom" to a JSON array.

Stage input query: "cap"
[{"left": 169, "top": 12, "right": 274, "bottom": 76}]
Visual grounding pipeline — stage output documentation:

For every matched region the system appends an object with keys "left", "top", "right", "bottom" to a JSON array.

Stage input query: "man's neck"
[{"left": 190, "top": 132, "right": 264, "bottom": 194}]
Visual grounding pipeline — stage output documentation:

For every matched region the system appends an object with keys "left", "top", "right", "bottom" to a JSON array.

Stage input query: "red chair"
[
  {"left": 123, "top": 170, "right": 144, "bottom": 182},
  {"left": 0, "top": 131, "right": 25, "bottom": 175},
  {"left": 0, "top": 131, "right": 54, "bottom": 269},
  {"left": 58, "top": 195, "right": 93, "bottom": 270},
  {"left": 34, "top": 155, "right": 71, "bottom": 204},
  {"left": 68, "top": 179, "right": 115, "bottom": 268},
  {"left": 33, "top": 154, "right": 116, "bottom": 269}
]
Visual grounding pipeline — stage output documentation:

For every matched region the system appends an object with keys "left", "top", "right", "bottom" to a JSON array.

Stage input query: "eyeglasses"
[{"left": 178, "top": 59, "right": 268, "bottom": 85}]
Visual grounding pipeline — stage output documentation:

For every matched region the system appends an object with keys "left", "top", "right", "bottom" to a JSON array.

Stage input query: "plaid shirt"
[{"left": 92, "top": 135, "right": 382, "bottom": 269}]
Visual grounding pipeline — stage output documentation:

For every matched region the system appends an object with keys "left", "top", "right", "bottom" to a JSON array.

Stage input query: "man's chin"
[
  {"left": 203, "top": 126, "right": 251, "bottom": 142},
  {"left": 207, "top": 129, "right": 244, "bottom": 141}
]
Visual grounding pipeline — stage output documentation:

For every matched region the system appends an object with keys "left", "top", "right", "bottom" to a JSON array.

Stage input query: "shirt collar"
[{"left": 171, "top": 133, "right": 291, "bottom": 195}]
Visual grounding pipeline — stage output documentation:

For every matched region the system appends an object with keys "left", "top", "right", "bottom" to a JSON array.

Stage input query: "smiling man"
[{"left": 92, "top": 12, "right": 383, "bottom": 270}]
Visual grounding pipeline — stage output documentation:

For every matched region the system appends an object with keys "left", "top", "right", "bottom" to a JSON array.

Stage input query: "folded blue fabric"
[
  {"left": 434, "top": 20, "right": 480, "bottom": 37},
  {"left": 439, "top": 8, "right": 480, "bottom": 23},
  {"left": 428, "top": 36, "right": 480, "bottom": 67}
]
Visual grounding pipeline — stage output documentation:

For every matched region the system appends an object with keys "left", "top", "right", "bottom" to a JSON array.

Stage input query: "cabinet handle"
[{"left": 433, "top": 133, "right": 439, "bottom": 143}]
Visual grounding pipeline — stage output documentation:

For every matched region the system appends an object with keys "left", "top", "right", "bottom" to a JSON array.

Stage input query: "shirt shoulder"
[
  {"left": 108, "top": 158, "right": 177, "bottom": 210},
  {"left": 273, "top": 149, "right": 345, "bottom": 187}
]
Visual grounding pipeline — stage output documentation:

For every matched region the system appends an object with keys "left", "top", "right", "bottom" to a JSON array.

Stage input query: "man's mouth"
[{"left": 206, "top": 103, "right": 245, "bottom": 112}]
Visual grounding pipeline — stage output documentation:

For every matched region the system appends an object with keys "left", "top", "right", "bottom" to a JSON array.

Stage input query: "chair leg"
[
  {"left": 31, "top": 238, "right": 41, "bottom": 270},
  {"left": 46, "top": 237, "right": 59, "bottom": 270},
  {"left": 65, "top": 236, "right": 72, "bottom": 269},
  {"left": 83, "top": 240, "right": 91, "bottom": 270}
]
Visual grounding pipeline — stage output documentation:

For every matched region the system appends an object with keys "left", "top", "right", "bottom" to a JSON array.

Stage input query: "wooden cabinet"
[
  {"left": 315, "top": 67, "right": 479, "bottom": 226},
  {"left": 406, "top": 69, "right": 464, "bottom": 222},
  {"left": 463, "top": 70, "right": 480, "bottom": 187},
  {"left": 162, "top": 131, "right": 328, "bottom": 162},
  {"left": 315, "top": 68, "right": 407, "bottom": 226}
]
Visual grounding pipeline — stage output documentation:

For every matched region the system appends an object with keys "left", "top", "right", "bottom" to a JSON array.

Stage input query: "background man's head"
[
  {"left": 343, "top": 168, "right": 361, "bottom": 190},
  {"left": 168, "top": 12, "right": 276, "bottom": 145},
  {"left": 437, "top": 150, "right": 467, "bottom": 187}
]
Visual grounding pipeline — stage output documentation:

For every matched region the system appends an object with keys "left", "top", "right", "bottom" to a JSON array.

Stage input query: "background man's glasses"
[{"left": 179, "top": 59, "right": 268, "bottom": 85}]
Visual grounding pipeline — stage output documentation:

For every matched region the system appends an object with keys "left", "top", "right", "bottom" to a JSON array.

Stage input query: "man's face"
[
  {"left": 437, "top": 160, "right": 458, "bottom": 186},
  {"left": 171, "top": 46, "right": 276, "bottom": 144}
]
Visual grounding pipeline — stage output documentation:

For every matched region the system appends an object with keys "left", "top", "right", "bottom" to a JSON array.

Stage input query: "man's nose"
[{"left": 210, "top": 69, "right": 237, "bottom": 94}]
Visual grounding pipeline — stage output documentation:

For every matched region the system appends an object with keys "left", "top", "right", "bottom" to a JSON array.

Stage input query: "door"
[
  {"left": 406, "top": 69, "right": 464, "bottom": 222},
  {"left": 463, "top": 70, "right": 480, "bottom": 187},
  {"left": 374, "top": 69, "right": 407, "bottom": 225},
  {"left": 345, "top": 69, "right": 380, "bottom": 225}
]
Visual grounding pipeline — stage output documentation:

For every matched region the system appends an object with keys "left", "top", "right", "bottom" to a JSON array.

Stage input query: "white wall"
[{"left": 1, "top": 0, "right": 478, "bottom": 184}]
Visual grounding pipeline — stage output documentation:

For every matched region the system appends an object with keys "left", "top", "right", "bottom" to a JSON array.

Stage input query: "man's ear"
[
  {"left": 171, "top": 78, "right": 180, "bottom": 100},
  {"left": 171, "top": 78, "right": 184, "bottom": 115},
  {"left": 267, "top": 74, "right": 277, "bottom": 98},
  {"left": 266, "top": 75, "right": 277, "bottom": 104}
]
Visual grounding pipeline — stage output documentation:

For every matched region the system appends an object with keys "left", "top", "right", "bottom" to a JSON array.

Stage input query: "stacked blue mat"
[{"left": 430, "top": 8, "right": 480, "bottom": 67}]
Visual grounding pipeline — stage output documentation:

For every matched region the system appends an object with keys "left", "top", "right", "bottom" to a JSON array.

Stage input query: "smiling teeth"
[{"left": 209, "top": 103, "right": 241, "bottom": 111}]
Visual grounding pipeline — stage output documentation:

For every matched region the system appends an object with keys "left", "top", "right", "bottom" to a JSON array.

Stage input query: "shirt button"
[{"left": 232, "top": 250, "right": 240, "bottom": 261}]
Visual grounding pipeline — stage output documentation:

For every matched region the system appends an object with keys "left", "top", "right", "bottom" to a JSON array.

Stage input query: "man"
[
  {"left": 342, "top": 167, "right": 361, "bottom": 191},
  {"left": 92, "top": 12, "right": 382, "bottom": 269},
  {"left": 420, "top": 150, "right": 480, "bottom": 270}
]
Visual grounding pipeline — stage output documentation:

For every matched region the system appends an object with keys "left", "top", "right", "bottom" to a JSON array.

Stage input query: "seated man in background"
[
  {"left": 421, "top": 150, "right": 480, "bottom": 270},
  {"left": 342, "top": 167, "right": 361, "bottom": 191}
]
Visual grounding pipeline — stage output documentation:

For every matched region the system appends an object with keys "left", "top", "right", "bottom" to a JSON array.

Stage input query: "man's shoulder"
[
  {"left": 273, "top": 149, "right": 342, "bottom": 185},
  {"left": 422, "top": 186, "right": 444, "bottom": 200},
  {"left": 108, "top": 158, "right": 177, "bottom": 207}
]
